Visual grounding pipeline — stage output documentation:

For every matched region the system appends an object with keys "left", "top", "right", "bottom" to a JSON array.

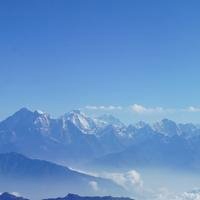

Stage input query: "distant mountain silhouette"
[
  {"left": 43, "top": 193, "right": 134, "bottom": 200},
  {"left": 0, "top": 193, "right": 134, "bottom": 200}
]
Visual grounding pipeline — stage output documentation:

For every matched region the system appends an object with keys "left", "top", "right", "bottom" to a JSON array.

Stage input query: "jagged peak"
[{"left": 134, "top": 121, "right": 149, "bottom": 129}]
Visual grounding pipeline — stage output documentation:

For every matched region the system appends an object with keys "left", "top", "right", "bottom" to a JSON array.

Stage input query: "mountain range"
[
  {"left": 1, "top": 108, "right": 200, "bottom": 170},
  {"left": 44, "top": 193, "right": 134, "bottom": 200},
  {"left": 0, "top": 193, "right": 134, "bottom": 200}
]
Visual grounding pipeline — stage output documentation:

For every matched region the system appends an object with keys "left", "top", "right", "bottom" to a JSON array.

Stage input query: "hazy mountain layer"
[{"left": 0, "top": 152, "right": 124, "bottom": 199}]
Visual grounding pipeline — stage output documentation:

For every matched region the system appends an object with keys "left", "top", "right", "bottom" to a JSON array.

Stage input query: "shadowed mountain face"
[
  {"left": 0, "top": 192, "right": 28, "bottom": 200},
  {"left": 0, "top": 152, "right": 125, "bottom": 200},
  {"left": 0, "top": 152, "right": 85, "bottom": 179},
  {"left": 43, "top": 193, "right": 134, "bottom": 200}
]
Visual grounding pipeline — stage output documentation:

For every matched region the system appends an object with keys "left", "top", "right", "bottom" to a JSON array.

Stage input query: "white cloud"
[
  {"left": 89, "top": 181, "right": 99, "bottom": 191},
  {"left": 84, "top": 168, "right": 200, "bottom": 200},
  {"left": 175, "top": 189, "right": 200, "bottom": 200},
  {"left": 154, "top": 189, "right": 200, "bottom": 200},
  {"left": 185, "top": 106, "right": 200, "bottom": 113},
  {"left": 101, "top": 169, "right": 143, "bottom": 190},
  {"left": 131, "top": 104, "right": 164, "bottom": 114},
  {"left": 85, "top": 104, "right": 200, "bottom": 117},
  {"left": 85, "top": 105, "right": 122, "bottom": 110},
  {"left": 126, "top": 170, "right": 143, "bottom": 188}
]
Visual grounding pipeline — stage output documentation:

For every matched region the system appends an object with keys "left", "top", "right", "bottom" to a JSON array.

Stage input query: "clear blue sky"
[{"left": 1, "top": 0, "right": 200, "bottom": 123}]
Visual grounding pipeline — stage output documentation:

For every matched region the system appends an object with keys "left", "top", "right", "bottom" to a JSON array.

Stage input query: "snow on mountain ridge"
[
  {"left": 2, "top": 107, "right": 200, "bottom": 139},
  {"left": 95, "top": 114, "right": 125, "bottom": 128},
  {"left": 2, "top": 107, "right": 200, "bottom": 168},
  {"left": 152, "top": 118, "right": 181, "bottom": 136},
  {"left": 63, "top": 110, "right": 97, "bottom": 134}
]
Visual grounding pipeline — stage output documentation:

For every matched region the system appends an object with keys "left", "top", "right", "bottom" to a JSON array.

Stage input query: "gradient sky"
[{"left": 1, "top": 0, "right": 200, "bottom": 123}]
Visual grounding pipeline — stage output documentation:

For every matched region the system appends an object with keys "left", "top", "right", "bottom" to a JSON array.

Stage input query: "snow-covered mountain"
[
  {"left": 0, "top": 107, "right": 52, "bottom": 139},
  {"left": 0, "top": 108, "right": 128, "bottom": 165},
  {"left": 95, "top": 114, "right": 125, "bottom": 128},
  {"left": 1, "top": 108, "right": 200, "bottom": 170},
  {"left": 153, "top": 118, "right": 181, "bottom": 136},
  {"left": 63, "top": 110, "right": 97, "bottom": 134}
]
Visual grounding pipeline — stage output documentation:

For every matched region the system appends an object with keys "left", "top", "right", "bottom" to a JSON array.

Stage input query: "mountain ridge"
[
  {"left": 1, "top": 108, "right": 200, "bottom": 170},
  {"left": 0, "top": 193, "right": 134, "bottom": 200},
  {"left": 44, "top": 193, "right": 134, "bottom": 200},
  {"left": 0, "top": 152, "right": 125, "bottom": 199}
]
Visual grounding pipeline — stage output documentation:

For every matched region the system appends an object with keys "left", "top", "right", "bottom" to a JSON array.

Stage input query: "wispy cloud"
[
  {"left": 185, "top": 106, "right": 200, "bottom": 113},
  {"left": 131, "top": 104, "right": 166, "bottom": 114},
  {"left": 131, "top": 104, "right": 200, "bottom": 115},
  {"left": 153, "top": 188, "right": 200, "bottom": 200},
  {"left": 176, "top": 189, "right": 200, "bottom": 200},
  {"left": 85, "top": 104, "right": 200, "bottom": 116},
  {"left": 85, "top": 105, "right": 122, "bottom": 110}
]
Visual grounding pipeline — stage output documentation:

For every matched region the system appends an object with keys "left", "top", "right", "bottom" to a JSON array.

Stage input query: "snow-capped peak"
[
  {"left": 153, "top": 118, "right": 181, "bottom": 136},
  {"left": 35, "top": 110, "right": 45, "bottom": 115},
  {"left": 33, "top": 110, "right": 51, "bottom": 133},
  {"left": 64, "top": 110, "right": 97, "bottom": 133},
  {"left": 95, "top": 114, "right": 124, "bottom": 128},
  {"left": 134, "top": 121, "right": 149, "bottom": 129}
]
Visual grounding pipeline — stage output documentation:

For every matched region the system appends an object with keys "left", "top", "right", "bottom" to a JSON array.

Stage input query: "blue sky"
[{"left": 1, "top": 0, "right": 200, "bottom": 123}]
